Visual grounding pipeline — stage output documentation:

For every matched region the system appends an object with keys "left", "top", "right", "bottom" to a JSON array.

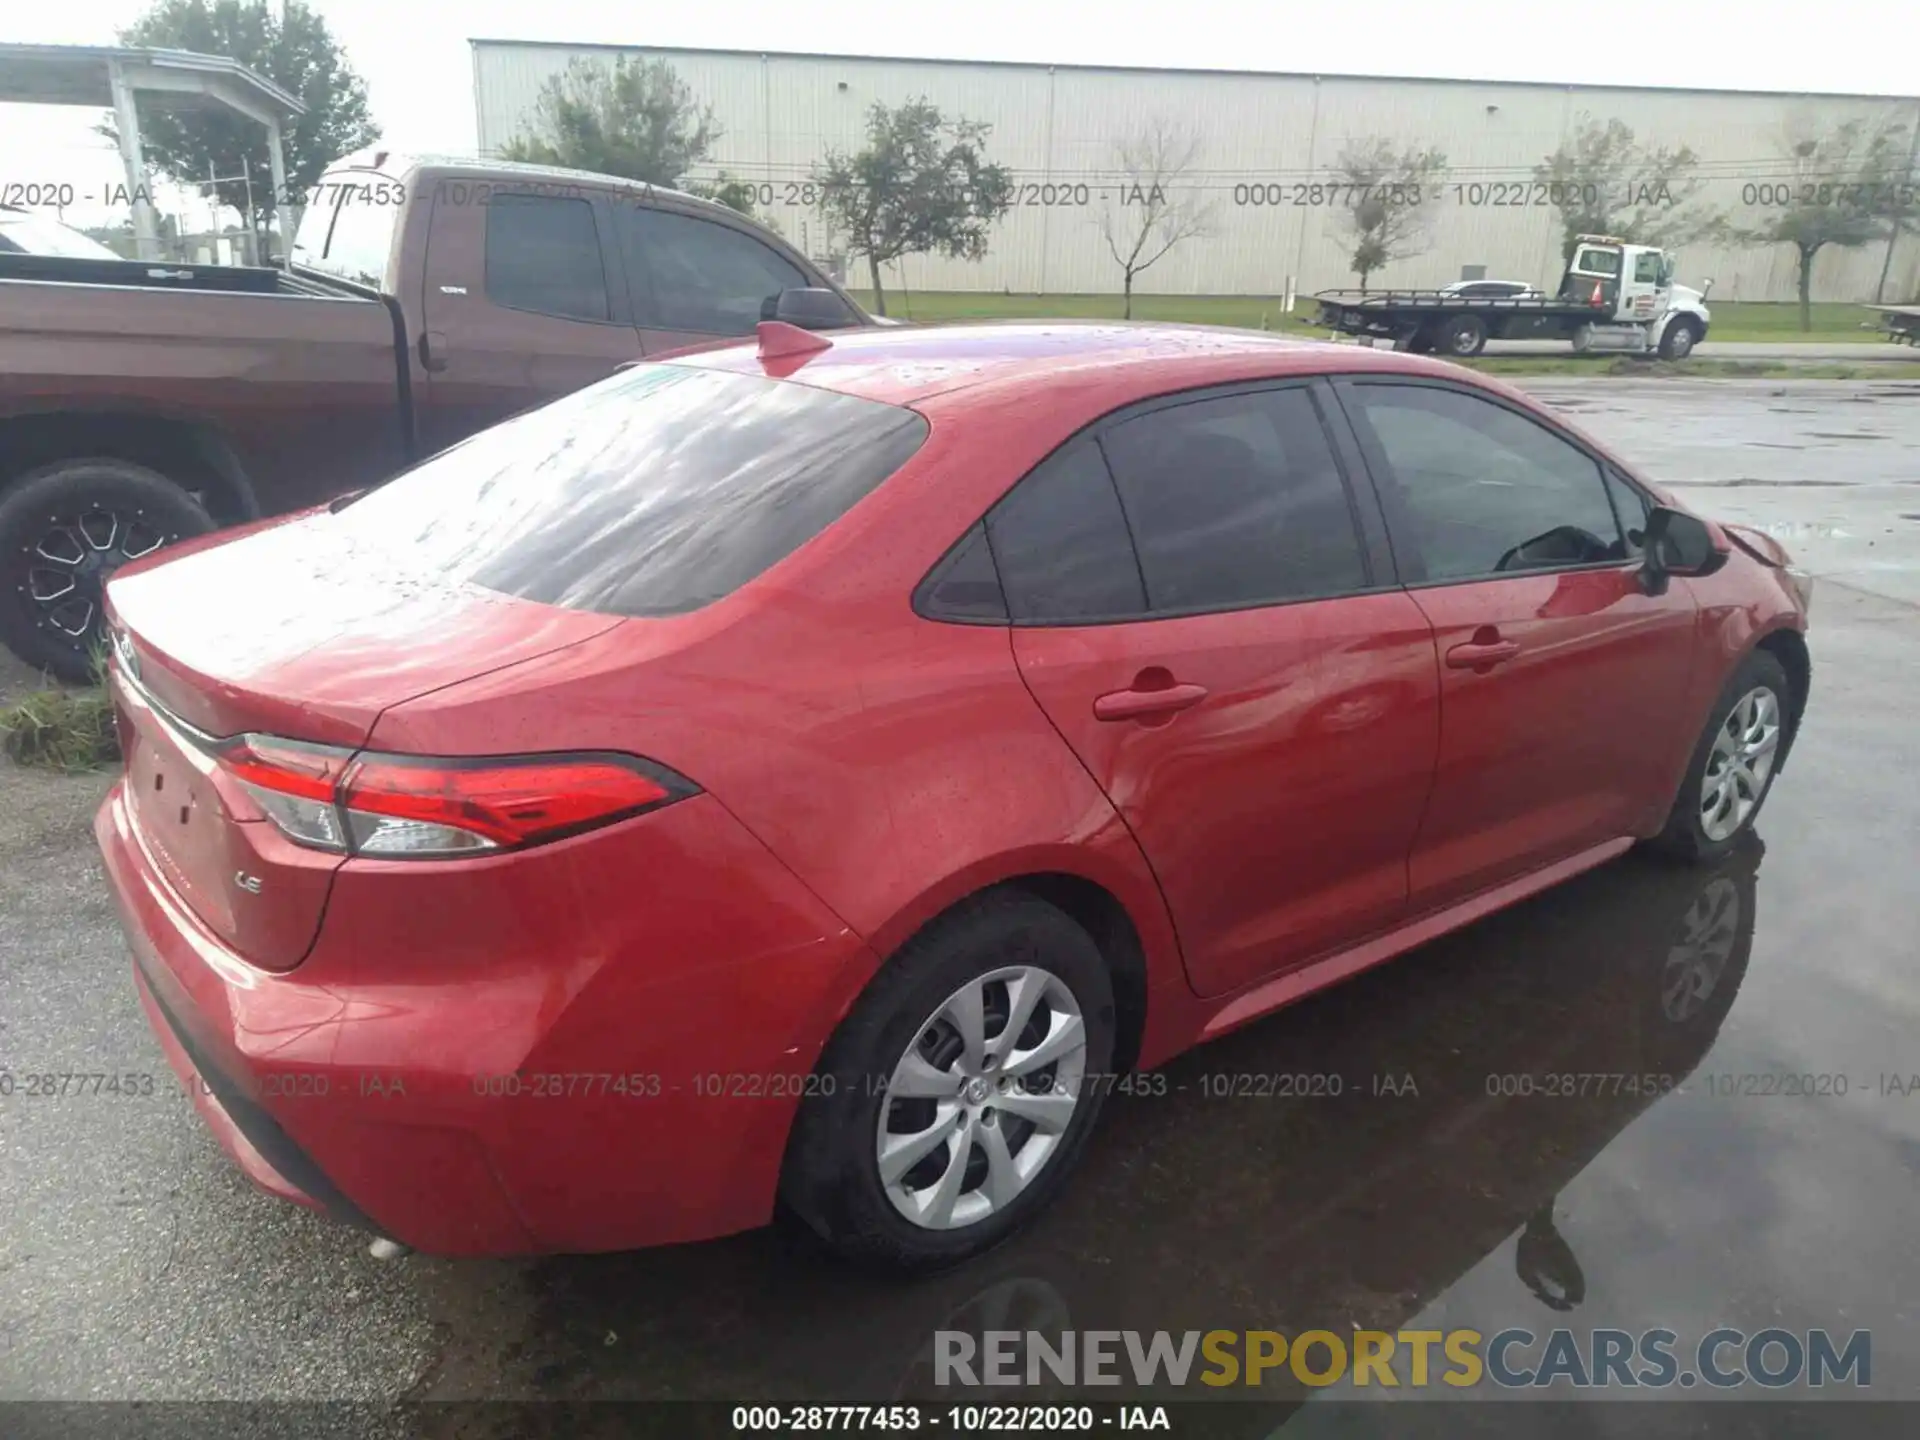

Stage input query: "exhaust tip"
[{"left": 368, "top": 1236, "right": 412, "bottom": 1261}]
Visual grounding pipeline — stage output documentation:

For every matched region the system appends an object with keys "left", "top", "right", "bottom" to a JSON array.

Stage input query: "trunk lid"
[{"left": 105, "top": 514, "right": 621, "bottom": 970}]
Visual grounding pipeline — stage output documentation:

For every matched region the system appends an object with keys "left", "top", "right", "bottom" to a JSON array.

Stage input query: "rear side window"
[
  {"left": 329, "top": 365, "right": 928, "bottom": 616},
  {"left": 621, "top": 205, "right": 809, "bottom": 335},
  {"left": 485, "top": 194, "right": 610, "bottom": 321},
  {"left": 1573, "top": 246, "right": 1621, "bottom": 277},
  {"left": 1098, "top": 388, "right": 1369, "bottom": 611},
  {"left": 986, "top": 441, "right": 1146, "bottom": 623}
]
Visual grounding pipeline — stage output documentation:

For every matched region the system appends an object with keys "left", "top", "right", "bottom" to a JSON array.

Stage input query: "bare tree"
[
  {"left": 1331, "top": 138, "right": 1448, "bottom": 290},
  {"left": 1735, "top": 113, "right": 1914, "bottom": 330},
  {"left": 1096, "top": 119, "right": 1215, "bottom": 319}
]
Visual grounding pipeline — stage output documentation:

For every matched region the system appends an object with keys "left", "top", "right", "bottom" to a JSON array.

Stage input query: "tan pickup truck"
[{"left": 0, "top": 150, "right": 871, "bottom": 679}]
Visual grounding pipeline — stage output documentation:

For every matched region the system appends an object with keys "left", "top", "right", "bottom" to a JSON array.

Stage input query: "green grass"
[
  {"left": 0, "top": 684, "right": 119, "bottom": 772},
  {"left": 850, "top": 292, "right": 1889, "bottom": 345},
  {"left": 1700, "top": 301, "right": 1888, "bottom": 343}
]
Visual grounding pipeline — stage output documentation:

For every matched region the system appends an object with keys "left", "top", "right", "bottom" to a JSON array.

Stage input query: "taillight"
[
  {"left": 215, "top": 738, "right": 695, "bottom": 858},
  {"left": 222, "top": 735, "right": 357, "bottom": 851}
]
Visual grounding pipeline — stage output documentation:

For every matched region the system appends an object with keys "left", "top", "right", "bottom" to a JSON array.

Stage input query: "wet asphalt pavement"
[{"left": 1, "top": 379, "right": 1917, "bottom": 1434}]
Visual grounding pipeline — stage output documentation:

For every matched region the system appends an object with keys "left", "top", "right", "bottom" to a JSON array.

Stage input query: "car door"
[
  {"left": 1334, "top": 378, "right": 1698, "bottom": 912},
  {"left": 997, "top": 382, "right": 1441, "bottom": 999},
  {"left": 416, "top": 188, "right": 642, "bottom": 456},
  {"left": 614, "top": 201, "right": 814, "bottom": 353}
]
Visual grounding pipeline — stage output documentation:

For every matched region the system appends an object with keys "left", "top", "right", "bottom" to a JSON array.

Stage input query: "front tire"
[
  {"left": 0, "top": 458, "right": 213, "bottom": 681},
  {"left": 1648, "top": 651, "right": 1792, "bottom": 864},
  {"left": 780, "top": 893, "right": 1116, "bottom": 1272},
  {"left": 1658, "top": 318, "right": 1702, "bottom": 360}
]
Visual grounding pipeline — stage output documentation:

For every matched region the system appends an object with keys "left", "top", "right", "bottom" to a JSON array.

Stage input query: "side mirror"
[
  {"left": 1639, "top": 505, "right": 1725, "bottom": 594},
  {"left": 760, "top": 286, "right": 861, "bottom": 330},
  {"left": 1701, "top": 277, "right": 1715, "bottom": 298}
]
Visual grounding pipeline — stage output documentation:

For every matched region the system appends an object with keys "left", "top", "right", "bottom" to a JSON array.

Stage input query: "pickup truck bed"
[{"left": 0, "top": 150, "right": 869, "bottom": 680}]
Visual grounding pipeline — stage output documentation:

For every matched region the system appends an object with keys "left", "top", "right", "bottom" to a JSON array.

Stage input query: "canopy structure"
[{"left": 0, "top": 43, "right": 306, "bottom": 260}]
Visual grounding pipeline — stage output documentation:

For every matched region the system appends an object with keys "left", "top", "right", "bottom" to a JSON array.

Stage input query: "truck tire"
[
  {"left": 1658, "top": 317, "right": 1702, "bottom": 360},
  {"left": 0, "top": 458, "right": 213, "bottom": 683},
  {"left": 1436, "top": 313, "right": 1488, "bottom": 358}
]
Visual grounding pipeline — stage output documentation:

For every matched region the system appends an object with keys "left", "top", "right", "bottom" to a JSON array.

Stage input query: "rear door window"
[
  {"left": 329, "top": 365, "right": 927, "bottom": 616},
  {"left": 620, "top": 205, "right": 809, "bottom": 335},
  {"left": 1097, "top": 387, "right": 1370, "bottom": 611},
  {"left": 485, "top": 194, "right": 610, "bottom": 322}
]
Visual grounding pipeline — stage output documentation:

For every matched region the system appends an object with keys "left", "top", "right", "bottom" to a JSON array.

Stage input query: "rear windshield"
[
  {"left": 328, "top": 364, "right": 929, "bottom": 616},
  {"left": 291, "top": 170, "right": 404, "bottom": 287}
]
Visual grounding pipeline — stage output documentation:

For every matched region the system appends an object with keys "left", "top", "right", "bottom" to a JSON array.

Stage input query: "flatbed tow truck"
[
  {"left": 1312, "top": 234, "right": 1713, "bottom": 360},
  {"left": 1863, "top": 304, "right": 1920, "bottom": 345}
]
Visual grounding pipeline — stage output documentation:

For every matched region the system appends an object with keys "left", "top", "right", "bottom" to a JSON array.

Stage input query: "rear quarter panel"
[{"left": 364, "top": 400, "right": 1191, "bottom": 1055}]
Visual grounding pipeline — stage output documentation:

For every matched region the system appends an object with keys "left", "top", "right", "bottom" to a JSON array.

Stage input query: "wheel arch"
[
  {"left": 849, "top": 854, "right": 1176, "bottom": 1082},
  {"left": 0, "top": 406, "right": 259, "bottom": 524},
  {"left": 1753, "top": 624, "right": 1810, "bottom": 771}
]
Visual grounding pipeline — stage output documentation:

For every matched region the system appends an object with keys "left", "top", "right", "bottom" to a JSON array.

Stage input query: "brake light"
[
  {"left": 222, "top": 735, "right": 356, "bottom": 851},
  {"left": 215, "top": 738, "right": 695, "bottom": 858}
]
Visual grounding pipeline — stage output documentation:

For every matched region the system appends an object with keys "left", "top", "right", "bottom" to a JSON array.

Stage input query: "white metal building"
[{"left": 471, "top": 41, "right": 1920, "bottom": 304}]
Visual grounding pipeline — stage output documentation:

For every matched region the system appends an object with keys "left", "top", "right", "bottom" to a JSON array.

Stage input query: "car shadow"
[{"left": 404, "top": 839, "right": 1764, "bottom": 1433}]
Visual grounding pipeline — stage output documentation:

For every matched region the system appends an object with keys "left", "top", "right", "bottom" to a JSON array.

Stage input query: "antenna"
[{"left": 756, "top": 321, "right": 833, "bottom": 361}]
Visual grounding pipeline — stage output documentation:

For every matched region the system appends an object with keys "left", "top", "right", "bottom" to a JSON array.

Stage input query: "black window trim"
[
  {"left": 913, "top": 520, "right": 1009, "bottom": 625},
  {"left": 621, "top": 199, "right": 818, "bottom": 338},
  {"left": 1328, "top": 373, "right": 1647, "bottom": 590},
  {"left": 477, "top": 188, "right": 635, "bottom": 329},
  {"left": 914, "top": 375, "right": 1399, "bottom": 629}
]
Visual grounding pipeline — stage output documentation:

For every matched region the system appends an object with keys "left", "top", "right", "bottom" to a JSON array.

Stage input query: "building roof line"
[{"left": 465, "top": 37, "right": 1920, "bottom": 105}]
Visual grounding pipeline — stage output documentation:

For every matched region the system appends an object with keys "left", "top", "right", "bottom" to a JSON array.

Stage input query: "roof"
[
  {"left": 467, "top": 38, "right": 1920, "bottom": 104},
  {"left": 328, "top": 149, "right": 746, "bottom": 221},
  {"left": 0, "top": 43, "right": 304, "bottom": 119},
  {"left": 667, "top": 319, "right": 1451, "bottom": 408}
]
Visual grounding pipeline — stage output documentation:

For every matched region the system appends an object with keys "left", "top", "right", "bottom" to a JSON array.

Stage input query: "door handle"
[
  {"left": 1093, "top": 681, "right": 1209, "bottom": 722},
  {"left": 418, "top": 330, "right": 448, "bottom": 373},
  {"left": 1445, "top": 639, "right": 1522, "bottom": 670}
]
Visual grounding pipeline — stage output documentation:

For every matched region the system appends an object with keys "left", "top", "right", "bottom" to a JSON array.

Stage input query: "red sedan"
[{"left": 96, "top": 322, "right": 1811, "bottom": 1269}]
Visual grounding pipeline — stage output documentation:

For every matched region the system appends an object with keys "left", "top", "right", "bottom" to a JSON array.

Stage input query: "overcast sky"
[{"left": 7, "top": 0, "right": 1918, "bottom": 230}]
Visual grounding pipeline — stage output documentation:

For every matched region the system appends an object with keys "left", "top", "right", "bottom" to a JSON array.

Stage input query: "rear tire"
[
  {"left": 1647, "top": 651, "right": 1792, "bottom": 865},
  {"left": 1437, "top": 313, "right": 1488, "bottom": 357},
  {"left": 0, "top": 458, "right": 213, "bottom": 682},
  {"left": 779, "top": 892, "right": 1116, "bottom": 1273}
]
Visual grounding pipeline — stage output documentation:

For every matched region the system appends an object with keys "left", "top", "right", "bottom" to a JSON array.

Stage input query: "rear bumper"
[{"left": 96, "top": 778, "right": 874, "bottom": 1255}]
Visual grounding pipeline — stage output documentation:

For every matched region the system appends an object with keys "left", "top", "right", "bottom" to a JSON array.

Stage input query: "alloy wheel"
[
  {"left": 876, "top": 965, "right": 1089, "bottom": 1231},
  {"left": 1698, "top": 686, "right": 1781, "bottom": 843},
  {"left": 24, "top": 505, "right": 176, "bottom": 658}
]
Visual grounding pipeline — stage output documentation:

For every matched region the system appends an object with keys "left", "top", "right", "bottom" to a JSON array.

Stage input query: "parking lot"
[{"left": 2, "top": 378, "right": 1917, "bottom": 1430}]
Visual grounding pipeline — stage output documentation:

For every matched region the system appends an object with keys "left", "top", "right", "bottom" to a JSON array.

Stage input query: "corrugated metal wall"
[{"left": 472, "top": 44, "right": 1920, "bottom": 304}]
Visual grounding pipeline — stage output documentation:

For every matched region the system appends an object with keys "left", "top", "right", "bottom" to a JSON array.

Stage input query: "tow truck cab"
[{"left": 1560, "top": 234, "right": 1713, "bottom": 358}]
